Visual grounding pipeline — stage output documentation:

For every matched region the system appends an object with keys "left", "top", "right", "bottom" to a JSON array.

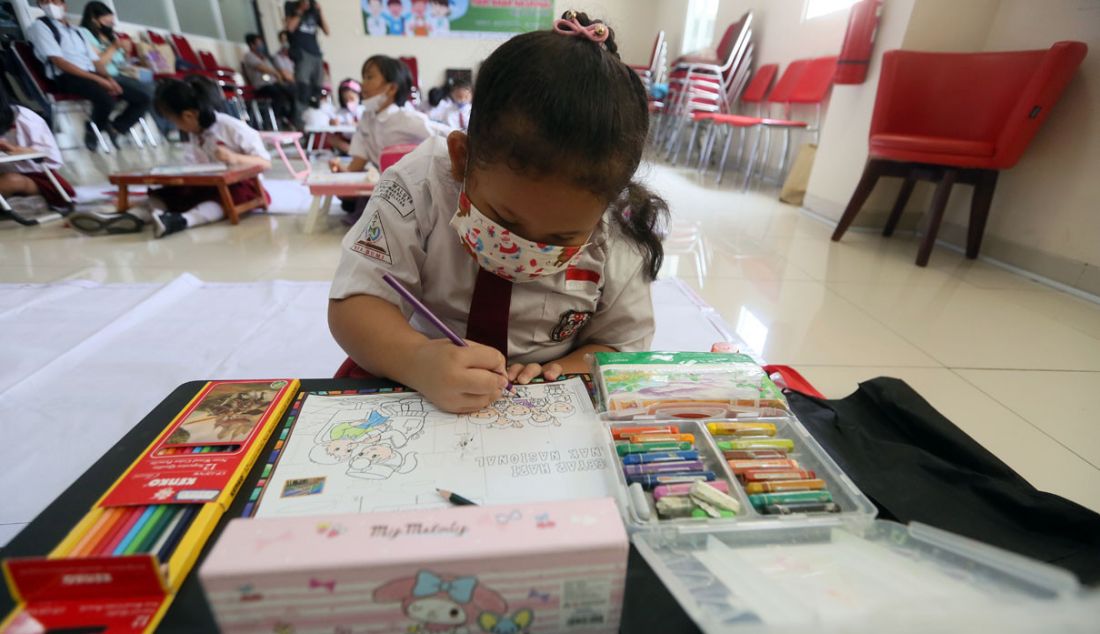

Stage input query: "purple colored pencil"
[{"left": 382, "top": 273, "right": 514, "bottom": 392}]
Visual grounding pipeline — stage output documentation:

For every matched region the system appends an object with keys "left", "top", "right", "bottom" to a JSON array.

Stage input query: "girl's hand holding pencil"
[{"left": 409, "top": 338, "right": 510, "bottom": 413}]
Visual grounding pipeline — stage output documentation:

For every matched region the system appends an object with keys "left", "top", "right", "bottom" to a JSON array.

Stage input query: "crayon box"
[
  {"left": 1, "top": 379, "right": 299, "bottom": 634},
  {"left": 200, "top": 497, "right": 628, "bottom": 634}
]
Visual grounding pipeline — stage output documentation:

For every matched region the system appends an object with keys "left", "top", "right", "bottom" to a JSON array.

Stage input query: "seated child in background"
[
  {"left": 0, "top": 84, "right": 76, "bottom": 210},
  {"left": 301, "top": 92, "right": 334, "bottom": 130},
  {"left": 427, "top": 78, "right": 471, "bottom": 130},
  {"left": 69, "top": 76, "right": 271, "bottom": 239},
  {"left": 329, "top": 78, "right": 364, "bottom": 155},
  {"left": 329, "top": 55, "right": 448, "bottom": 175},
  {"left": 328, "top": 11, "right": 667, "bottom": 413}
]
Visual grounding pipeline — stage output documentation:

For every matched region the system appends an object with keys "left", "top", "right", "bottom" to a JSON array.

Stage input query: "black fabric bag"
[{"left": 787, "top": 377, "right": 1100, "bottom": 585}]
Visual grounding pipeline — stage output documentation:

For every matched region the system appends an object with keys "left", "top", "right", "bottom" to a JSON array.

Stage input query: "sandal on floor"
[{"left": 69, "top": 210, "right": 145, "bottom": 235}]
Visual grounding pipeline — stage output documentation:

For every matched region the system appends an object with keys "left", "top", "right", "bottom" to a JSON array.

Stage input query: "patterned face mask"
[{"left": 449, "top": 191, "right": 587, "bottom": 283}]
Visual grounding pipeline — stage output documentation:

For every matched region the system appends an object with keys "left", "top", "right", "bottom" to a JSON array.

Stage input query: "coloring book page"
[{"left": 254, "top": 378, "right": 614, "bottom": 517}]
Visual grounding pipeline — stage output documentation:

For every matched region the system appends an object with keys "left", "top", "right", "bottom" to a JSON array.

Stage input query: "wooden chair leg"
[
  {"left": 966, "top": 170, "right": 999, "bottom": 259},
  {"left": 883, "top": 176, "right": 916, "bottom": 237},
  {"left": 831, "top": 160, "right": 886, "bottom": 241},
  {"left": 916, "top": 169, "right": 958, "bottom": 266}
]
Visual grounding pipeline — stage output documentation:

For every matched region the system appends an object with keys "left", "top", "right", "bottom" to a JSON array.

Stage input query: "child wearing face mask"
[
  {"left": 328, "top": 78, "right": 364, "bottom": 155},
  {"left": 329, "top": 55, "right": 447, "bottom": 175},
  {"left": 328, "top": 11, "right": 668, "bottom": 414}
]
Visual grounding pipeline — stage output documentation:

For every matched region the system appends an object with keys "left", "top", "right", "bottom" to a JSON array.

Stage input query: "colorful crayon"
[
  {"left": 722, "top": 449, "right": 788, "bottom": 460},
  {"left": 763, "top": 501, "right": 840, "bottom": 515},
  {"left": 748, "top": 490, "right": 833, "bottom": 510},
  {"left": 622, "top": 460, "right": 704, "bottom": 476},
  {"left": 626, "top": 433, "right": 695, "bottom": 444},
  {"left": 626, "top": 471, "right": 716, "bottom": 489},
  {"left": 706, "top": 422, "right": 777, "bottom": 436},
  {"left": 652, "top": 480, "right": 730, "bottom": 501},
  {"left": 621, "top": 450, "right": 699, "bottom": 465},
  {"left": 741, "top": 468, "right": 817, "bottom": 483},
  {"left": 745, "top": 478, "right": 827, "bottom": 495},
  {"left": 616, "top": 441, "right": 692, "bottom": 455},
  {"left": 717, "top": 438, "right": 795, "bottom": 453},
  {"left": 611, "top": 425, "right": 675, "bottom": 440},
  {"left": 727, "top": 458, "right": 800, "bottom": 474}
]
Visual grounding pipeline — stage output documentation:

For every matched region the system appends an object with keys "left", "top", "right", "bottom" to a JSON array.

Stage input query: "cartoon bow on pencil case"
[{"left": 412, "top": 571, "right": 477, "bottom": 603}]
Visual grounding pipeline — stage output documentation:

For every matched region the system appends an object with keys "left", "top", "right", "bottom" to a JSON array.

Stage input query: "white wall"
[
  {"left": 805, "top": 0, "right": 1100, "bottom": 294},
  {"left": 285, "top": 0, "right": 661, "bottom": 92}
]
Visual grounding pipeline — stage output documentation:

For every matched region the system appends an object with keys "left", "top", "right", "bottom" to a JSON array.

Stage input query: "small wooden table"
[
  {"left": 108, "top": 164, "right": 267, "bottom": 225},
  {"left": 302, "top": 170, "right": 378, "bottom": 234}
]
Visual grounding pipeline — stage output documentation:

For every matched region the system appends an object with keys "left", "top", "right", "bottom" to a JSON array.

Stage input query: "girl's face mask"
[{"left": 449, "top": 191, "right": 587, "bottom": 283}]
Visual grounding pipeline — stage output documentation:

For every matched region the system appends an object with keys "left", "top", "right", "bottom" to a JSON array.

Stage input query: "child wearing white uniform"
[
  {"left": 70, "top": 77, "right": 271, "bottom": 238},
  {"left": 329, "top": 78, "right": 364, "bottom": 155},
  {"left": 328, "top": 12, "right": 667, "bottom": 414},
  {"left": 0, "top": 84, "right": 75, "bottom": 211},
  {"left": 330, "top": 55, "right": 448, "bottom": 174}
]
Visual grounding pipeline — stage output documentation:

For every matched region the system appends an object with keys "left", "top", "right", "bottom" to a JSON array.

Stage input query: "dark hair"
[
  {"left": 278, "top": 29, "right": 290, "bottom": 42},
  {"left": 362, "top": 55, "right": 413, "bottom": 107},
  {"left": 154, "top": 75, "right": 220, "bottom": 129},
  {"left": 245, "top": 33, "right": 263, "bottom": 48},
  {"left": 0, "top": 82, "right": 15, "bottom": 135},
  {"left": 450, "top": 77, "right": 471, "bottom": 92},
  {"left": 80, "top": 1, "right": 115, "bottom": 42},
  {"left": 467, "top": 11, "right": 666, "bottom": 279},
  {"left": 387, "top": 0, "right": 402, "bottom": 6}
]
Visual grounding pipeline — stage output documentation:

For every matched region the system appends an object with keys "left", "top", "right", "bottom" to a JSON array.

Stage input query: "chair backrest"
[
  {"left": 741, "top": 63, "right": 778, "bottom": 104},
  {"left": 787, "top": 56, "right": 838, "bottom": 104},
  {"left": 170, "top": 34, "right": 201, "bottom": 67},
  {"left": 871, "top": 41, "right": 1087, "bottom": 167},
  {"left": 146, "top": 30, "right": 166, "bottom": 45},
  {"left": 199, "top": 50, "right": 219, "bottom": 72},
  {"left": 12, "top": 41, "right": 52, "bottom": 99},
  {"left": 766, "top": 60, "right": 809, "bottom": 105},
  {"left": 647, "top": 30, "right": 666, "bottom": 69},
  {"left": 718, "top": 12, "right": 753, "bottom": 75},
  {"left": 398, "top": 56, "right": 419, "bottom": 89},
  {"left": 380, "top": 143, "right": 418, "bottom": 172}
]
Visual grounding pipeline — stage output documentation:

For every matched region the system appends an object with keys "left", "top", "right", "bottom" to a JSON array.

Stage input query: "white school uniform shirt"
[
  {"left": 329, "top": 136, "right": 655, "bottom": 365},
  {"left": 27, "top": 17, "right": 97, "bottom": 79},
  {"left": 348, "top": 94, "right": 450, "bottom": 167},
  {"left": 184, "top": 112, "right": 271, "bottom": 165},
  {"left": 0, "top": 106, "right": 62, "bottom": 173}
]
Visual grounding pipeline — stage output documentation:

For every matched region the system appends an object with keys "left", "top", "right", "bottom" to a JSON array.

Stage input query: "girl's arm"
[
  {"left": 330, "top": 155, "right": 368, "bottom": 173},
  {"left": 507, "top": 343, "right": 616, "bottom": 384},
  {"left": 214, "top": 146, "right": 271, "bottom": 169},
  {"left": 328, "top": 295, "right": 508, "bottom": 413}
]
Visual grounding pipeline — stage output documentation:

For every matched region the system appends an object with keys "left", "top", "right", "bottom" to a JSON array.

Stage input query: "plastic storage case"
[{"left": 601, "top": 411, "right": 1092, "bottom": 631}]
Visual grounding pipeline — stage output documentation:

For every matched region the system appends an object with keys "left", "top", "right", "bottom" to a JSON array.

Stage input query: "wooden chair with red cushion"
[{"left": 831, "top": 42, "right": 1088, "bottom": 266}]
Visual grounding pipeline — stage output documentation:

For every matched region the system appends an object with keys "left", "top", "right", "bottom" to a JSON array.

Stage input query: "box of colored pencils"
[{"left": 0, "top": 379, "right": 299, "bottom": 634}]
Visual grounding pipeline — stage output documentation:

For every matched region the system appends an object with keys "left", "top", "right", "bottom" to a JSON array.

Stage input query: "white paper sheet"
[{"left": 253, "top": 377, "right": 614, "bottom": 517}]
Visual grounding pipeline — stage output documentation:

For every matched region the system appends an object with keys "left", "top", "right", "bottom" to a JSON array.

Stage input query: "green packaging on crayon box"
[{"left": 591, "top": 352, "right": 788, "bottom": 418}]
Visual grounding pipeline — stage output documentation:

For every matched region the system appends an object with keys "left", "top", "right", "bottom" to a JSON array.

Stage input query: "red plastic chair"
[
  {"left": 692, "top": 63, "right": 777, "bottom": 178},
  {"left": 831, "top": 41, "right": 1088, "bottom": 266},
  {"left": 380, "top": 143, "right": 418, "bottom": 173},
  {"left": 630, "top": 30, "right": 666, "bottom": 90}
]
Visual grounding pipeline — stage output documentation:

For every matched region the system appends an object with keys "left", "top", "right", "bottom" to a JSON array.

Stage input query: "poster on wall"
[{"left": 361, "top": 0, "right": 553, "bottom": 38}]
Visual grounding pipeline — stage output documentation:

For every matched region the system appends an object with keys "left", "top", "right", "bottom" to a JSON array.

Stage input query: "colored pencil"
[
  {"left": 135, "top": 505, "right": 178, "bottom": 552},
  {"left": 148, "top": 506, "right": 186, "bottom": 555},
  {"left": 125, "top": 505, "right": 168, "bottom": 555},
  {"left": 383, "top": 273, "right": 514, "bottom": 393},
  {"left": 96, "top": 506, "right": 143, "bottom": 556},
  {"left": 113, "top": 505, "right": 157, "bottom": 555},
  {"left": 68, "top": 508, "right": 121, "bottom": 557},
  {"left": 156, "top": 505, "right": 198, "bottom": 563}
]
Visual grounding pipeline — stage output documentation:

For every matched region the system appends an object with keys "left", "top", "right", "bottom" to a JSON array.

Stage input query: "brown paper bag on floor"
[{"left": 779, "top": 144, "right": 817, "bottom": 206}]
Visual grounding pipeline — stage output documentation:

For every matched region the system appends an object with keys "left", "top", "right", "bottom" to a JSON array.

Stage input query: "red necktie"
[{"left": 465, "top": 268, "right": 512, "bottom": 358}]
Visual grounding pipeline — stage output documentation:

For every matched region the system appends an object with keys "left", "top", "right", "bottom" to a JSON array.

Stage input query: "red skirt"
[
  {"left": 148, "top": 180, "right": 269, "bottom": 214},
  {"left": 24, "top": 170, "right": 76, "bottom": 208},
  {"left": 334, "top": 357, "right": 375, "bottom": 379}
]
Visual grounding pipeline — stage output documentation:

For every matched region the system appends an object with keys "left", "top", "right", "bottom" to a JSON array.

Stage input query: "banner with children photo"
[{"left": 362, "top": 0, "right": 553, "bottom": 38}]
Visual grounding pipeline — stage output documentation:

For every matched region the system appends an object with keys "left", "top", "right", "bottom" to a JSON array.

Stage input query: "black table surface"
[{"left": 0, "top": 379, "right": 699, "bottom": 633}]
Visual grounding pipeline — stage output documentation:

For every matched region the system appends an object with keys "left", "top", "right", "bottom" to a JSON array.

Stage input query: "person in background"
[
  {"left": 327, "top": 11, "right": 667, "bottom": 412},
  {"left": 28, "top": 0, "right": 150, "bottom": 151},
  {"left": 242, "top": 33, "right": 297, "bottom": 129},
  {"left": 330, "top": 55, "right": 446, "bottom": 175},
  {"left": 329, "top": 79, "right": 363, "bottom": 155},
  {"left": 274, "top": 29, "right": 295, "bottom": 81},
  {"left": 301, "top": 91, "right": 333, "bottom": 130},
  {"left": 428, "top": 78, "right": 471, "bottom": 130},
  {"left": 69, "top": 76, "right": 271, "bottom": 238},
  {"left": 284, "top": 0, "right": 328, "bottom": 126},
  {"left": 0, "top": 83, "right": 75, "bottom": 210}
]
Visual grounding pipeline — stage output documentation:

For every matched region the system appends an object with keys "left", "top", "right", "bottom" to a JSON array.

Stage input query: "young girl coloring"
[
  {"left": 0, "top": 84, "right": 76, "bottom": 212},
  {"left": 70, "top": 76, "right": 271, "bottom": 238},
  {"left": 329, "top": 11, "right": 667, "bottom": 413},
  {"left": 329, "top": 55, "right": 447, "bottom": 175}
]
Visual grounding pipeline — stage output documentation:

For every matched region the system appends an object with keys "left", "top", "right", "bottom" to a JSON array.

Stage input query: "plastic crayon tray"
[{"left": 606, "top": 415, "right": 875, "bottom": 531}]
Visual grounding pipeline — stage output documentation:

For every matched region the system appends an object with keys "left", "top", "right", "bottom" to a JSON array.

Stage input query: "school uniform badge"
[
  {"left": 551, "top": 310, "right": 592, "bottom": 341},
  {"left": 352, "top": 211, "right": 393, "bottom": 264}
]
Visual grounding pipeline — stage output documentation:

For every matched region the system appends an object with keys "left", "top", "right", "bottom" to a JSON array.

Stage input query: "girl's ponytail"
[{"left": 610, "top": 182, "right": 668, "bottom": 280}]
